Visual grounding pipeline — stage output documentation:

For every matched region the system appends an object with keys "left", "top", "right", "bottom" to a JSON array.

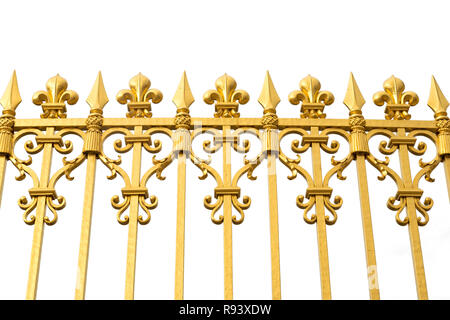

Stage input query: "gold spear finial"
[
  {"left": 343, "top": 72, "right": 365, "bottom": 115},
  {"left": 258, "top": 71, "right": 280, "bottom": 113},
  {"left": 427, "top": 75, "right": 449, "bottom": 120},
  {"left": 173, "top": 71, "right": 194, "bottom": 112},
  {"left": 86, "top": 71, "right": 109, "bottom": 114},
  {"left": 0, "top": 70, "right": 22, "bottom": 115}
]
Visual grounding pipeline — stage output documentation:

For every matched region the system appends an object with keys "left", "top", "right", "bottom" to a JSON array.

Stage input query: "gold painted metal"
[
  {"left": 373, "top": 76, "right": 419, "bottom": 120},
  {"left": 427, "top": 76, "right": 450, "bottom": 200},
  {"left": 286, "top": 75, "right": 340, "bottom": 300},
  {"left": 75, "top": 72, "right": 108, "bottom": 300},
  {"left": 310, "top": 126, "right": 332, "bottom": 300},
  {"left": 115, "top": 73, "right": 164, "bottom": 300},
  {"left": 0, "top": 71, "right": 448, "bottom": 301},
  {"left": 173, "top": 71, "right": 194, "bottom": 300},
  {"left": 125, "top": 124, "right": 142, "bottom": 300},
  {"left": 289, "top": 74, "right": 334, "bottom": 119},
  {"left": 0, "top": 71, "right": 21, "bottom": 206},
  {"left": 204, "top": 74, "right": 249, "bottom": 300},
  {"left": 343, "top": 73, "right": 380, "bottom": 300},
  {"left": 117, "top": 73, "right": 163, "bottom": 118},
  {"left": 26, "top": 127, "right": 54, "bottom": 299},
  {"left": 10, "top": 117, "right": 439, "bottom": 131},
  {"left": 372, "top": 77, "right": 428, "bottom": 300},
  {"left": 32, "top": 74, "right": 78, "bottom": 119},
  {"left": 258, "top": 71, "right": 281, "bottom": 300},
  {"left": 25, "top": 74, "right": 81, "bottom": 299}
]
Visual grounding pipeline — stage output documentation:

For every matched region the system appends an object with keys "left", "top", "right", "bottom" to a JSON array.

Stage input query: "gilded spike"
[
  {"left": 373, "top": 75, "right": 418, "bottom": 120},
  {"left": 86, "top": 72, "right": 109, "bottom": 114},
  {"left": 32, "top": 74, "right": 78, "bottom": 119},
  {"left": 116, "top": 73, "right": 163, "bottom": 118},
  {"left": 0, "top": 70, "right": 22, "bottom": 115},
  {"left": 288, "top": 74, "right": 334, "bottom": 119},
  {"left": 258, "top": 71, "right": 280, "bottom": 113},
  {"left": 203, "top": 73, "right": 249, "bottom": 118},
  {"left": 343, "top": 73, "right": 365, "bottom": 115},
  {"left": 427, "top": 76, "right": 449, "bottom": 119},
  {"left": 173, "top": 71, "right": 195, "bottom": 111}
]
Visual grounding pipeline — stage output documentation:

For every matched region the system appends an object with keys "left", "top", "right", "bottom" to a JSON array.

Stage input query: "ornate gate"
[{"left": 0, "top": 70, "right": 448, "bottom": 300}]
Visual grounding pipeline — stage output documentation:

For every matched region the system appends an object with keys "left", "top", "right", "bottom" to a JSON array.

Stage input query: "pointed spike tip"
[
  {"left": 258, "top": 71, "right": 280, "bottom": 111},
  {"left": 172, "top": 71, "right": 194, "bottom": 110},
  {"left": 86, "top": 71, "right": 109, "bottom": 111},
  {"left": 0, "top": 70, "right": 22, "bottom": 113},
  {"left": 427, "top": 75, "right": 449, "bottom": 117},
  {"left": 343, "top": 72, "right": 365, "bottom": 113}
]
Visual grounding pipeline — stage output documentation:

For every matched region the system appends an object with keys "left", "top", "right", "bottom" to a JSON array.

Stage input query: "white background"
[{"left": 0, "top": 0, "right": 449, "bottom": 300}]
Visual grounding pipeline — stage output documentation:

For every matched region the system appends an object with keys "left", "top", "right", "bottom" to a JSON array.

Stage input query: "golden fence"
[{"left": 0, "top": 71, "right": 448, "bottom": 300}]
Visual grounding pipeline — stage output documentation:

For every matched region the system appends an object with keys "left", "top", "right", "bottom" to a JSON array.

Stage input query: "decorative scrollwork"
[
  {"left": 366, "top": 129, "right": 402, "bottom": 183},
  {"left": 18, "top": 196, "right": 38, "bottom": 225},
  {"left": 279, "top": 127, "right": 348, "bottom": 225},
  {"left": 278, "top": 128, "right": 314, "bottom": 182},
  {"left": 99, "top": 128, "right": 132, "bottom": 224},
  {"left": 102, "top": 126, "right": 173, "bottom": 225},
  {"left": 296, "top": 195, "right": 316, "bottom": 224},
  {"left": 231, "top": 128, "right": 259, "bottom": 154},
  {"left": 142, "top": 127, "right": 171, "bottom": 156},
  {"left": 367, "top": 127, "right": 439, "bottom": 227},
  {"left": 316, "top": 130, "right": 351, "bottom": 225},
  {"left": 229, "top": 151, "right": 264, "bottom": 225},
  {"left": 191, "top": 127, "right": 223, "bottom": 158},
  {"left": 190, "top": 151, "right": 224, "bottom": 224},
  {"left": 45, "top": 195, "right": 66, "bottom": 226},
  {"left": 138, "top": 195, "right": 158, "bottom": 225},
  {"left": 112, "top": 195, "right": 130, "bottom": 225},
  {"left": 189, "top": 126, "right": 261, "bottom": 225},
  {"left": 387, "top": 196, "right": 408, "bottom": 226}
]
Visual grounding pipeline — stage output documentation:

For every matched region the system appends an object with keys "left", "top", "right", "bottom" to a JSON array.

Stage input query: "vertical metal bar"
[
  {"left": 356, "top": 154, "right": 380, "bottom": 299},
  {"left": 0, "top": 156, "right": 7, "bottom": 207},
  {"left": 125, "top": 125, "right": 143, "bottom": 300},
  {"left": 223, "top": 125, "right": 233, "bottom": 300},
  {"left": 397, "top": 127, "right": 428, "bottom": 300},
  {"left": 310, "top": 126, "right": 331, "bottom": 300},
  {"left": 443, "top": 155, "right": 450, "bottom": 201},
  {"left": 174, "top": 151, "right": 186, "bottom": 300},
  {"left": 267, "top": 152, "right": 281, "bottom": 300},
  {"left": 75, "top": 153, "right": 97, "bottom": 300},
  {"left": 26, "top": 127, "right": 54, "bottom": 300}
]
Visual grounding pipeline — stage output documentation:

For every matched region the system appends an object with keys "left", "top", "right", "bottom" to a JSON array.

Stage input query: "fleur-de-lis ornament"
[
  {"left": 258, "top": 71, "right": 280, "bottom": 129},
  {"left": 116, "top": 73, "right": 163, "bottom": 118},
  {"left": 203, "top": 73, "right": 249, "bottom": 118},
  {"left": 32, "top": 74, "right": 79, "bottom": 119},
  {"left": 288, "top": 74, "right": 334, "bottom": 118},
  {"left": 373, "top": 75, "right": 419, "bottom": 120}
]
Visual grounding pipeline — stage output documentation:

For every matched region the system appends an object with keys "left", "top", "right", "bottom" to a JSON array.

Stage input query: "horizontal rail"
[{"left": 13, "top": 118, "right": 438, "bottom": 131}]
